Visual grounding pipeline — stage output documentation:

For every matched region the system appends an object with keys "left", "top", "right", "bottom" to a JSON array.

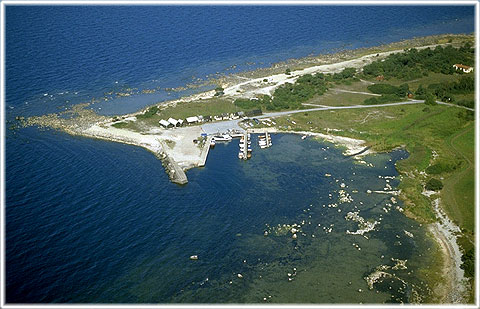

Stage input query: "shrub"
[
  {"left": 424, "top": 92, "right": 437, "bottom": 105},
  {"left": 426, "top": 162, "right": 456, "bottom": 174},
  {"left": 367, "top": 84, "right": 399, "bottom": 95},
  {"left": 137, "top": 106, "right": 159, "bottom": 119},
  {"left": 425, "top": 178, "right": 443, "bottom": 191},
  {"left": 214, "top": 86, "right": 224, "bottom": 96},
  {"left": 457, "top": 99, "right": 475, "bottom": 109}
]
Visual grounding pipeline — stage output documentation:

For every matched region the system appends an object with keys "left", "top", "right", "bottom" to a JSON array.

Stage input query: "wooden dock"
[{"left": 265, "top": 131, "right": 271, "bottom": 147}]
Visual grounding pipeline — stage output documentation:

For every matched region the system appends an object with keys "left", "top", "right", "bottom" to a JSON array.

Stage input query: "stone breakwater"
[{"left": 22, "top": 107, "right": 190, "bottom": 185}]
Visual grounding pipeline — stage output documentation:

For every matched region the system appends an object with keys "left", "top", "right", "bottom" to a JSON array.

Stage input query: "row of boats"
[
  {"left": 238, "top": 133, "right": 252, "bottom": 160},
  {"left": 209, "top": 130, "right": 244, "bottom": 148},
  {"left": 207, "top": 130, "right": 271, "bottom": 160},
  {"left": 258, "top": 132, "right": 272, "bottom": 149}
]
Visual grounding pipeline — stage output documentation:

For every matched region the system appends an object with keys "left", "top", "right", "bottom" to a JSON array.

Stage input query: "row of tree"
[{"left": 362, "top": 44, "right": 474, "bottom": 80}]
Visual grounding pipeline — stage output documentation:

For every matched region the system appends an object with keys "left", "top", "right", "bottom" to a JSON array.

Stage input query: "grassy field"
[{"left": 442, "top": 123, "right": 475, "bottom": 232}]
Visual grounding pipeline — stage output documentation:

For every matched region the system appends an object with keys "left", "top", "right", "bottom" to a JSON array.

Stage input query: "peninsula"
[{"left": 23, "top": 34, "right": 475, "bottom": 303}]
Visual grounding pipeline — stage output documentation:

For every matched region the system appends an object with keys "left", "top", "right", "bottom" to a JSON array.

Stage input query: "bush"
[
  {"left": 234, "top": 98, "right": 261, "bottom": 110},
  {"left": 425, "top": 178, "right": 443, "bottom": 191},
  {"left": 457, "top": 99, "right": 474, "bottom": 109},
  {"left": 424, "top": 92, "right": 437, "bottom": 105},
  {"left": 285, "top": 68, "right": 291, "bottom": 75},
  {"left": 137, "top": 106, "right": 159, "bottom": 119},
  {"left": 363, "top": 94, "right": 403, "bottom": 105},
  {"left": 214, "top": 86, "right": 224, "bottom": 96},
  {"left": 367, "top": 84, "right": 399, "bottom": 95},
  {"left": 426, "top": 162, "right": 457, "bottom": 174}
]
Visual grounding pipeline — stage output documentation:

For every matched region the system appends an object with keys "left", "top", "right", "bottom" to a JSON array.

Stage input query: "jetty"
[{"left": 199, "top": 136, "right": 212, "bottom": 167}]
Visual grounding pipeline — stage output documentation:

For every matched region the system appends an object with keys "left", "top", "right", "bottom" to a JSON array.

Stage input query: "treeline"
[
  {"left": 363, "top": 83, "right": 410, "bottom": 105},
  {"left": 362, "top": 44, "right": 474, "bottom": 80},
  {"left": 415, "top": 76, "right": 475, "bottom": 106}
]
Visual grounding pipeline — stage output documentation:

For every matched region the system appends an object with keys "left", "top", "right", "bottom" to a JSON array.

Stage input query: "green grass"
[
  {"left": 111, "top": 122, "right": 131, "bottom": 129},
  {"left": 302, "top": 89, "right": 379, "bottom": 107},
  {"left": 158, "top": 97, "right": 241, "bottom": 119},
  {"left": 386, "top": 73, "right": 465, "bottom": 89},
  {"left": 441, "top": 123, "right": 475, "bottom": 233}
]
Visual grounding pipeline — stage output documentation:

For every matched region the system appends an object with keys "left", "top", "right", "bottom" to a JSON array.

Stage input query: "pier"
[
  {"left": 242, "top": 132, "right": 248, "bottom": 160},
  {"left": 199, "top": 136, "right": 212, "bottom": 167},
  {"left": 265, "top": 131, "right": 271, "bottom": 147}
]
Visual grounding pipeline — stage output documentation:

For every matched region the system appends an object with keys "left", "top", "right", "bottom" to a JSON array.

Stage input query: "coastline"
[
  {"left": 248, "top": 128, "right": 372, "bottom": 157},
  {"left": 428, "top": 198, "right": 468, "bottom": 303},
  {"left": 21, "top": 34, "right": 473, "bottom": 303}
]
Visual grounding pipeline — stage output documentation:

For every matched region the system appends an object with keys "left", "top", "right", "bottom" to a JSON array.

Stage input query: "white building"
[
  {"left": 168, "top": 117, "right": 179, "bottom": 127},
  {"left": 159, "top": 119, "right": 171, "bottom": 128},
  {"left": 453, "top": 64, "right": 473, "bottom": 73},
  {"left": 186, "top": 116, "right": 199, "bottom": 124}
]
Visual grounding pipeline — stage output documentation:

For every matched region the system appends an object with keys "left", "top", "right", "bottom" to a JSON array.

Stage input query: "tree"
[
  {"left": 425, "top": 178, "right": 443, "bottom": 191},
  {"left": 424, "top": 92, "right": 437, "bottom": 105},
  {"left": 415, "top": 84, "right": 426, "bottom": 99},
  {"left": 214, "top": 86, "right": 224, "bottom": 96}
]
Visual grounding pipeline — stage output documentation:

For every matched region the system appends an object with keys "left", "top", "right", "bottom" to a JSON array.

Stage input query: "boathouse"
[
  {"left": 168, "top": 118, "right": 179, "bottom": 127},
  {"left": 159, "top": 119, "right": 172, "bottom": 128},
  {"left": 186, "top": 116, "right": 199, "bottom": 124}
]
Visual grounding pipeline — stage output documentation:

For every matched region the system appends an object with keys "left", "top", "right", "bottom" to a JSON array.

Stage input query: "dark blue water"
[
  {"left": 5, "top": 5, "right": 474, "bottom": 303},
  {"left": 5, "top": 5, "right": 474, "bottom": 116}
]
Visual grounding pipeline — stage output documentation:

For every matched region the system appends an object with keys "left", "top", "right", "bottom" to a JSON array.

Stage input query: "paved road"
[{"left": 201, "top": 100, "right": 473, "bottom": 134}]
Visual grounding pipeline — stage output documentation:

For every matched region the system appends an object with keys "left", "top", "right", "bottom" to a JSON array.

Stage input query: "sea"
[{"left": 5, "top": 5, "right": 475, "bottom": 304}]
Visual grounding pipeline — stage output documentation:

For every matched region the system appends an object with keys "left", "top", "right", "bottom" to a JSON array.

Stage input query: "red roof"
[{"left": 454, "top": 64, "right": 472, "bottom": 70}]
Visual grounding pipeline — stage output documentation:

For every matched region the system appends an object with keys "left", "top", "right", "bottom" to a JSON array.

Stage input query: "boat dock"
[
  {"left": 242, "top": 132, "right": 248, "bottom": 159},
  {"left": 238, "top": 132, "right": 251, "bottom": 160},
  {"left": 258, "top": 131, "right": 272, "bottom": 149},
  {"left": 199, "top": 136, "right": 212, "bottom": 167}
]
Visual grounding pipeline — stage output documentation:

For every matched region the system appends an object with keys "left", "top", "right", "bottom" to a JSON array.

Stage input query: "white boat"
[
  {"left": 230, "top": 131, "right": 244, "bottom": 138},
  {"left": 301, "top": 135, "right": 307, "bottom": 140},
  {"left": 213, "top": 134, "right": 232, "bottom": 141},
  {"left": 210, "top": 139, "right": 216, "bottom": 148}
]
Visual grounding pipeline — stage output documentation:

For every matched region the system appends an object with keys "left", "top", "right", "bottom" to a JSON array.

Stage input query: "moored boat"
[{"left": 213, "top": 134, "right": 232, "bottom": 141}]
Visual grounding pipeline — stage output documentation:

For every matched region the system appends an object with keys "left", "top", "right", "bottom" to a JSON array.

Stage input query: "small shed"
[
  {"left": 168, "top": 118, "right": 179, "bottom": 127},
  {"left": 186, "top": 116, "right": 199, "bottom": 124},
  {"left": 159, "top": 119, "right": 171, "bottom": 128}
]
